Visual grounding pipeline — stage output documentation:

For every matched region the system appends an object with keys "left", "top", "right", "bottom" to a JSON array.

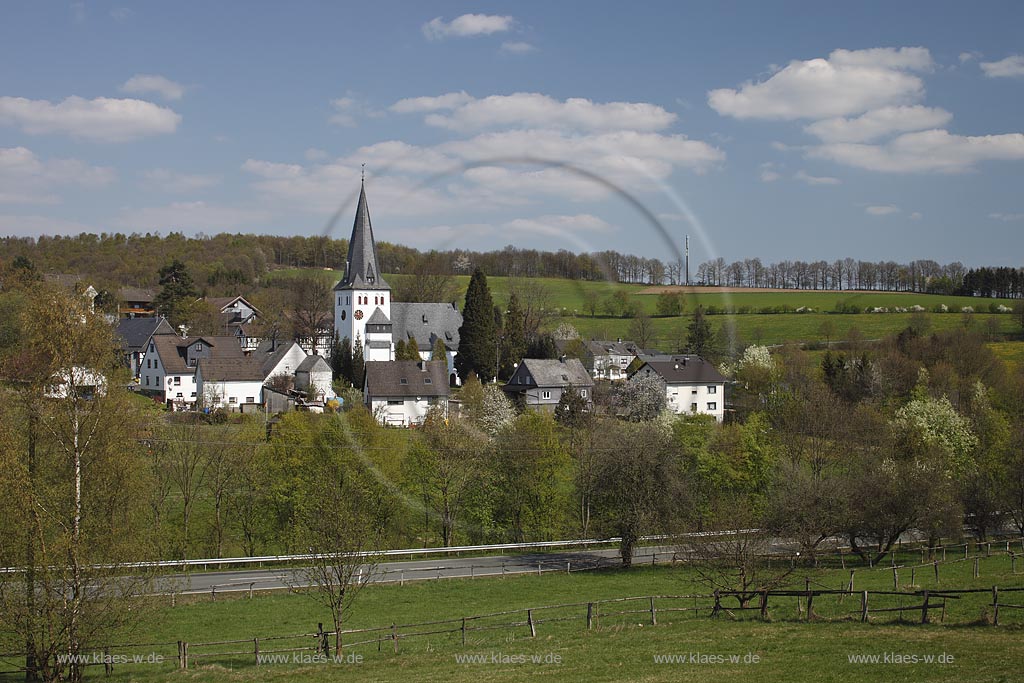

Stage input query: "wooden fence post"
[
  {"left": 528, "top": 610, "right": 536, "bottom": 638},
  {"left": 806, "top": 590, "right": 814, "bottom": 622},
  {"left": 974, "top": 557, "right": 980, "bottom": 579},
  {"left": 587, "top": 603, "right": 593, "bottom": 630},
  {"left": 712, "top": 590, "right": 721, "bottom": 617},
  {"left": 182, "top": 642, "right": 189, "bottom": 670},
  {"left": 392, "top": 623, "right": 398, "bottom": 653},
  {"left": 177, "top": 641, "right": 184, "bottom": 670},
  {"left": 911, "top": 567, "right": 916, "bottom": 587},
  {"left": 254, "top": 638, "right": 260, "bottom": 665},
  {"left": 892, "top": 567, "right": 899, "bottom": 590},
  {"left": 934, "top": 560, "right": 939, "bottom": 584},
  {"left": 461, "top": 617, "right": 467, "bottom": 646},
  {"left": 920, "top": 590, "right": 929, "bottom": 624},
  {"left": 650, "top": 597, "right": 657, "bottom": 625},
  {"left": 848, "top": 569, "right": 855, "bottom": 592},
  {"left": 860, "top": 591, "right": 869, "bottom": 623},
  {"left": 992, "top": 586, "right": 999, "bottom": 626},
  {"left": 1012, "top": 553, "right": 1017, "bottom": 575}
]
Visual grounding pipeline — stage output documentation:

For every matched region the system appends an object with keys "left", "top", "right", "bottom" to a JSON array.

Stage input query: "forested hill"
[{"left": 0, "top": 232, "right": 1020, "bottom": 299}]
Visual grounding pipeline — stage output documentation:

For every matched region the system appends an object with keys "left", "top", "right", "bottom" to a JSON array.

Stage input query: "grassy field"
[
  {"left": 30, "top": 546, "right": 1022, "bottom": 682},
  {"left": 269, "top": 269, "right": 1022, "bottom": 350}
]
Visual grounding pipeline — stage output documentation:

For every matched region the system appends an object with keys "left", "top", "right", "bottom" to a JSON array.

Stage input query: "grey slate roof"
[
  {"left": 366, "top": 307, "right": 391, "bottom": 325},
  {"left": 507, "top": 358, "right": 593, "bottom": 390},
  {"left": 119, "top": 287, "right": 156, "bottom": 304},
  {"left": 335, "top": 182, "right": 390, "bottom": 291},
  {"left": 630, "top": 356, "right": 727, "bottom": 384},
  {"left": 296, "top": 355, "right": 331, "bottom": 373},
  {"left": 364, "top": 360, "right": 450, "bottom": 398},
  {"left": 251, "top": 339, "right": 300, "bottom": 377},
  {"left": 390, "top": 302, "right": 462, "bottom": 351},
  {"left": 197, "top": 358, "right": 266, "bottom": 382},
  {"left": 151, "top": 335, "right": 245, "bottom": 374},
  {"left": 116, "top": 317, "right": 174, "bottom": 351},
  {"left": 586, "top": 339, "right": 641, "bottom": 357}
]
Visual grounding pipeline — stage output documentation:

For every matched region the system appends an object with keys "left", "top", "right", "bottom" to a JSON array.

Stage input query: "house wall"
[
  {"left": 367, "top": 396, "right": 446, "bottom": 426},
  {"left": 139, "top": 342, "right": 198, "bottom": 406},
  {"left": 201, "top": 379, "right": 264, "bottom": 411},
  {"left": 265, "top": 343, "right": 308, "bottom": 379},
  {"left": 418, "top": 348, "right": 460, "bottom": 386},
  {"left": 664, "top": 382, "right": 725, "bottom": 422},
  {"left": 517, "top": 386, "right": 593, "bottom": 412}
]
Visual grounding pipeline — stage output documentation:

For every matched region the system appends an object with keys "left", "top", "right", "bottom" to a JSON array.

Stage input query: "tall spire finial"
[{"left": 361, "top": 163, "right": 365, "bottom": 184}]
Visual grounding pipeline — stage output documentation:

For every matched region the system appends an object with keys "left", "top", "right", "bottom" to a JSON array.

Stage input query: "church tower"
[{"left": 334, "top": 178, "right": 393, "bottom": 361}]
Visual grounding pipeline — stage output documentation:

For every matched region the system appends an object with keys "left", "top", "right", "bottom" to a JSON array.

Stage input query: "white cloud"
[
  {"left": 390, "top": 91, "right": 474, "bottom": 113},
  {"left": 809, "top": 129, "right": 1024, "bottom": 173},
  {"left": 503, "top": 213, "right": 612, "bottom": 237},
  {"left": 989, "top": 212, "right": 1024, "bottom": 222},
  {"left": 328, "top": 94, "right": 383, "bottom": 126},
  {"left": 121, "top": 74, "right": 185, "bottom": 101},
  {"left": 110, "top": 7, "right": 134, "bottom": 23},
  {"left": 116, "top": 201, "right": 269, "bottom": 231},
  {"left": 804, "top": 105, "right": 952, "bottom": 143},
  {"left": 760, "top": 169, "right": 781, "bottom": 182},
  {"left": 909, "top": 212, "right": 922, "bottom": 220},
  {"left": 501, "top": 41, "right": 536, "bottom": 54},
  {"left": 399, "top": 92, "right": 677, "bottom": 132},
  {"left": 0, "top": 146, "right": 115, "bottom": 204},
  {"left": 794, "top": 170, "right": 841, "bottom": 185},
  {"left": 0, "top": 95, "right": 180, "bottom": 142},
  {"left": 980, "top": 55, "right": 1024, "bottom": 78},
  {"left": 865, "top": 205, "right": 900, "bottom": 216},
  {"left": 140, "top": 168, "right": 220, "bottom": 193},
  {"left": 959, "top": 52, "right": 978, "bottom": 64},
  {"left": 708, "top": 47, "right": 931, "bottom": 120},
  {"left": 422, "top": 14, "right": 514, "bottom": 41}
]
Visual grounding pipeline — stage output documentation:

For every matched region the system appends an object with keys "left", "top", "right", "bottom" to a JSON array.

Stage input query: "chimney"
[
  {"left": 420, "top": 360, "right": 427, "bottom": 372},
  {"left": 559, "top": 355, "right": 567, "bottom": 364}
]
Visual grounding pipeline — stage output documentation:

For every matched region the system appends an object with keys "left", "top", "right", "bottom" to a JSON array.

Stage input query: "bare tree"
[{"left": 161, "top": 422, "right": 214, "bottom": 558}]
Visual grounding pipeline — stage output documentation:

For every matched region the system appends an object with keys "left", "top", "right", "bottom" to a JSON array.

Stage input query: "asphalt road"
[{"left": 158, "top": 546, "right": 681, "bottom": 595}]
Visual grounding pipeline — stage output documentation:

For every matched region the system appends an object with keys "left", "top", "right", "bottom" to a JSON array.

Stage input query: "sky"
[{"left": 1, "top": 1, "right": 1023, "bottom": 268}]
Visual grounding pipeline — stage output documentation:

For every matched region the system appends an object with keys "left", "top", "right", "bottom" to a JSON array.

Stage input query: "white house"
[
  {"left": 139, "top": 335, "right": 245, "bottom": 409},
  {"left": 115, "top": 316, "right": 175, "bottom": 380},
  {"left": 295, "top": 355, "right": 333, "bottom": 401},
  {"left": 196, "top": 358, "right": 266, "bottom": 411},
  {"left": 628, "top": 355, "right": 727, "bottom": 422},
  {"left": 363, "top": 359, "right": 449, "bottom": 426},
  {"left": 502, "top": 357, "right": 594, "bottom": 411}
]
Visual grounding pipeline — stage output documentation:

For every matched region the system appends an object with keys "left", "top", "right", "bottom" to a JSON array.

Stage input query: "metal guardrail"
[{"left": 0, "top": 530, "right": 762, "bottom": 574}]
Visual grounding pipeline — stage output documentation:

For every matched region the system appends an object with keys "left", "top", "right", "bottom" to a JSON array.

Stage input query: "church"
[{"left": 333, "top": 180, "right": 463, "bottom": 385}]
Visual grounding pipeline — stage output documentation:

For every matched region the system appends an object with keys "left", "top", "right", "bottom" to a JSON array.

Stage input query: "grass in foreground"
[{"left": 41, "top": 547, "right": 1024, "bottom": 682}]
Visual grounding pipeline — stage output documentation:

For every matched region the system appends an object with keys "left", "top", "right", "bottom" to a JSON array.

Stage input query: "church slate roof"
[
  {"left": 390, "top": 302, "right": 462, "bottom": 351},
  {"left": 366, "top": 307, "right": 391, "bottom": 325},
  {"left": 335, "top": 181, "right": 390, "bottom": 292}
]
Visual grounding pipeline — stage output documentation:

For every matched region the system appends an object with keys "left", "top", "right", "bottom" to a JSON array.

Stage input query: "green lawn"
[{"left": 36, "top": 546, "right": 1023, "bottom": 682}]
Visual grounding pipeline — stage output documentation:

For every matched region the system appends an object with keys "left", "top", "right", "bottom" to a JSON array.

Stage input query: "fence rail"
[{"left": 6, "top": 583, "right": 1019, "bottom": 675}]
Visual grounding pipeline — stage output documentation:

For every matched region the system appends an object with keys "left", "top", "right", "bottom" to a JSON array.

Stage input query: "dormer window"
[
  {"left": 424, "top": 378, "right": 432, "bottom": 384},
  {"left": 400, "top": 378, "right": 408, "bottom": 385},
  {"left": 196, "top": 342, "right": 203, "bottom": 352}
]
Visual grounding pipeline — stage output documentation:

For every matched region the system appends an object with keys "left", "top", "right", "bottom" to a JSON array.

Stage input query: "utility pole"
[{"left": 685, "top": 235, "right": 690, "bottom": 286}]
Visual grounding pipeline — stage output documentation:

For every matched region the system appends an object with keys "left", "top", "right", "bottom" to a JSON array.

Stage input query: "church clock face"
[{"left": 354, "top": 309, "right": 364, "bottom": 320}]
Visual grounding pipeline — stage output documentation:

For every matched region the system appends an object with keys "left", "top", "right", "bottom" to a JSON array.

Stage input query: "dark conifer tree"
[{"left": 455, "top": 268, "right": 497, "bottom": 382}]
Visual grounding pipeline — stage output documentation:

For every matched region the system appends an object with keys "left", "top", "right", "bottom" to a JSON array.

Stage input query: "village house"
[
  {"left": 115, "top": 316, "right": 175, "bottom": 380},
  {"left": 294, "top": 355, "right": 333, "bottom": 401},
  {"left": 628, "top": 355, "right": 727, "bottom": 422},
  {"left": 363, "top": 359, "right": 449, "bottom": 426},
  {"left": 207, "top": 295, "right": 262, "bottom": 348},
  {"left": 118, "top": 287, "right": 157, "bottom": 318},
  {"left": 196, "top": 358, "right": 266, "bottom": 411},
  {"left": 502, "top": 357, "right": 594, "bottom": 411},
  {"left": 139, "top": 334, "right": 246, "bottom": 409}
]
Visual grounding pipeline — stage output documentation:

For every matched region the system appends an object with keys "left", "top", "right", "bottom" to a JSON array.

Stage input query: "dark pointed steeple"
[{"left": 336, "top": 178, "right": 390, "bottom": 291}]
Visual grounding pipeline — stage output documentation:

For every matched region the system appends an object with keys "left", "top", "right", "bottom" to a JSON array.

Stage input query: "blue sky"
[{"left": 1, "top": 1, "right": 1023, "bottom": 267}]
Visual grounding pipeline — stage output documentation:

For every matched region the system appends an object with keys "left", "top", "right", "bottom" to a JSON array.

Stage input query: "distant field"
[
  {"left": 268, "top": 269, "right": 1021, "bottom": 348},
  {"left": 47, "top": 549, "right": 1024, "bottom": 682}
]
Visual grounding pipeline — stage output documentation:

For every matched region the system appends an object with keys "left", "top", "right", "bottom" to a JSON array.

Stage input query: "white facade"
[
  {"left": 665, "top": 382, "right": 725, "bottom": 422},
  {"left": 199, "top": 376, "right": 264, "bottom": 410},
  {"left": 335, "top": 290, "right": 392, "bottom": 357},
  {"left": 139, "top": 340, "right": 199, "bottom": 407},
  {"left": 367, "top": 396, "right": 446, "bottom": 427}
]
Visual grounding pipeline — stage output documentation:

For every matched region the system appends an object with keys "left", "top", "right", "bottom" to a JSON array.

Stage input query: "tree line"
[{"left": 4, "top": 232, "right": 1020, "bottom": 299}]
